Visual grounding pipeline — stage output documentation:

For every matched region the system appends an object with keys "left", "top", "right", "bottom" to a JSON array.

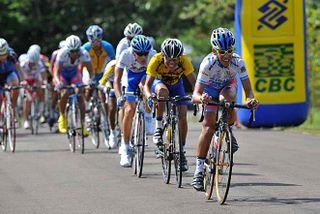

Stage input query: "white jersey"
[
  {"left": 20, "top": 59, "right": 45, "bottom": 81},
  {"left": 116, "top": 37, "right": 130, "bottom": 59},
  {"left": 197, "top": 52, "right": 248, "bottom": 90},
  {"left": 55, "top": 47, "right": 91, "bottom": 72},
  {"left": 116, "top": 47, "right": 157, "bottom": 73}
]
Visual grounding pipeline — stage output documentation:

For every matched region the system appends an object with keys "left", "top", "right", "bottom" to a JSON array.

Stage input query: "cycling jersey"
[
  {"left": 20, "top": 59, "right": 45, "bottom": 81},
  {"left": 99, "top": 59, "right": 116, "bottom": 85},
  {"left": 196, "top": 52, "right": 248, "bottom": 91},
  {"left": 7, "top": 47, "right": 18, "bottom": 64},
  {"left": 0, "top": 59, "right": 18, "bottom": 86},
  {"left": 55, "top": 47, "right": 91, "bottom": 71},
  {"left": 146, "top": 53, "right": 194, "bottom": 85},
  {"left": 82, "top": 41, "right": 115, "bottom": 75},
  {"left": 115, "top": 37, "right": 130, "bottom": 59},
  {"left": 55, "top": 47, "right": 91, "bottom": 85},
  {"left": 117, "top": 47, "right": 156, "bottom": 102}
]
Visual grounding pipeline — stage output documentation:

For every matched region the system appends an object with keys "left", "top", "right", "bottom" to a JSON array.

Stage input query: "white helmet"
[
  {"left": 65, "top": 35, "right": 82, "bottom": 51},
  {"left": 124, "top": 23, "right": 143, "bottom": 37},
  {"left": 161, "top": 38, "right": 184, "bottom": 58},
  {"left": 27, "top": 47, "right": 40, "bottom": 63},
  {"left": 59, "top": 40, "right": 66, "bottom": 48},
  {"left": 0, "top": 38, "right": 9, "bottom": 55},
  {"left": 29, "top": 44, "right": 41, "bottom": 53},
  {"left": 86, "top": 25, "right": 103, "bottom": 42}
]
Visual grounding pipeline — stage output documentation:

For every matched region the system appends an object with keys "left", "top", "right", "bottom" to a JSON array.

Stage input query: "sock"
[
  {"left": 156, "top": 116, "right": 163, "bottom": 129},
  {"left": 194, "top": 157, "right": 205, "bottom": 175}
]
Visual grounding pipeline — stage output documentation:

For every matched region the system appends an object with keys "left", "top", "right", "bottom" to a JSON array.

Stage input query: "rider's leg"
[{"left": 220, "top": 80, "right": 237, "bottom": 126}]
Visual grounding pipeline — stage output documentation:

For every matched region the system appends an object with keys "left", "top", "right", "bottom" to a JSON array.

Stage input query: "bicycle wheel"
[
  {"left": 7, "top": 102, "right": 16, "bottom": 152},
  {"left": 1, "top": 110, "right": 8, "bottom": 151},
  {"left": 204, "top": 142, "right": 216, "bottom": 200},
  {"left": 100, "top": 107, "right": 110, "bottom": 148},
  {"left": 67, "top": 104, "right": 76, "bottom": 152},
  {"left": 215, "top": 129, "right": 233, "bottom": 204},
  {"left": 172, "top": 120, "right": 183, "bottom": 188},
  {"left": 30, "top": 101, "right": 35, "bottom": 135},
  {"left": 161, "top": 124, "right": 172, "bottom": 184},
  {"left": 135, "top": 113, "right": 145, "bottom": 177},
  {"left": 73, "top": 103, "right": 84, "bottom": 154},
  {"left": 89, "top": 106, "right": 100, "bottom": 148}
]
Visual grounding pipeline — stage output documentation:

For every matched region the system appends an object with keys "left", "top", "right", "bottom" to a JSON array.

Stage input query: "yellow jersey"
[
  {"left": 99, "top": 59, "right": 116, "bottom": 85},
  {"left": 146, "top": 53, "right": 194, "bottom": 85}
]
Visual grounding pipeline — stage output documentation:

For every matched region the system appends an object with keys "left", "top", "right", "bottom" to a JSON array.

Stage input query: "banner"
[{"left": 235, "top": 0, "right": 308, "bottom": 127}]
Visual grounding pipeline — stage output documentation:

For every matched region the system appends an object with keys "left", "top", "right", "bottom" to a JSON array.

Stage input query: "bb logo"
[{"left": 258, "top": 0, "right": 288, "bottom": 30}]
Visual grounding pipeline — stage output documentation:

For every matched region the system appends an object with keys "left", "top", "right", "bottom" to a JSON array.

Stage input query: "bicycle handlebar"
[{"left": 196, "top": 101, "right": 256, "bottom": 126}]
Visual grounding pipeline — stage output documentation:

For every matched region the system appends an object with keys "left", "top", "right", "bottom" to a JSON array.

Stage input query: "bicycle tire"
[
  {"left": 136, "top": 113, "right": 145, "bottom": 178},
  {"left": 215, "top": 129, "right": 233, "bottom": 204},
  {"left": 100, "top": 107, "right": 110, "bottom": 148},
  {"left": 30, "top": 101, "right": 35, "bottom": 135},
  {"left": 173, "top": 120, "right": 183, "bottom": 188},
  {"left": 204, "top": 142, "right": 216, "bottom": 200},
  {"left": 1, "top": 110, "right": 8, "bottom": 151},
  {"left": 73, "top": 104, "right": 84, "bottom": 154},
  {"left": 7, "top": 102, "right": 16, "bottom": 152},
  {"left": 89, "top": 106, "right": 100, "bottom": 149},
  {"left": 161, "top": 124, "right": 172, "bottom": 184},
  {"left": 67, "top": 104, "right": 76, "bottom": 152}
]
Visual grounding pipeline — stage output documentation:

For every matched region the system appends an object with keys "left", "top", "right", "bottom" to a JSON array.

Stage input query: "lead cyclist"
[{"left": 191, "top": 28, "right": 259, "bottom": 191}]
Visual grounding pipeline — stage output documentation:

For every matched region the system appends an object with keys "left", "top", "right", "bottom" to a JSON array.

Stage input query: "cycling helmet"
[
  {"left": 59, "top": 40, "right": 66, "bottom": 49},
  {"left": 27, "top": 47, "right": 40, "bottom": 63},
  {"left": 65, "top": 35, "right": 82, "bottom": 51},
  {"left": 29, "top": 44, "right": 41, "bottom": 53},
  {"left": 131, "top": 35, "right": 152, "bottom": 53},
  {"left": 0, "top": 38, "right": 9, "bottom": 55},
  {"left": 86, "top": 25, "right": 103, "bottom": 42},
  {"left": 210, "top": 27, "right": 235, "bottom": 50},
  {"left": 161, "top": 38, "right": 184, "bottom": 59},
  {"left": 124, "top": 23, "right": 143, "bottom": 37}
]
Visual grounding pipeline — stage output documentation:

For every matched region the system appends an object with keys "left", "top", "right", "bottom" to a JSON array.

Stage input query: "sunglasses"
[
  {"left": 135, "top": 52, "right": 148, "bottom": 56},
  {"left": 70, "top": 49, "right": 80, "bottom": 54},
  {"left": 217, "top": 48, "right": 233, "bottom": 55}
]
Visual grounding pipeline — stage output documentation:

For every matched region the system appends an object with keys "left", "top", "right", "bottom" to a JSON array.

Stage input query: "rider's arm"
[
  {"left": 185, "top": 73, "right": 196, "bottom": 91},
  {"left": 114, "top": 66, "right": 123, "bottom": 98},
  {"left": 241, "top": 78, "right": 255, "bottom": 100},
  {"left": 192, "top": 82, "right": 205, "bottom": 103},
  {"left": 54, "top": 63, "right": 62, "bottom": 84},
  {"left": 83, "top": 62, "right": 94, "bottom": 81},
  {"left": 144, "top": 75, "right": 155, "bottom": 99}
]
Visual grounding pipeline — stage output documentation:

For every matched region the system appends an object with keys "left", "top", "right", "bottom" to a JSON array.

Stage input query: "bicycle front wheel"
[
  {"left": 173, "top": 121, "right": 183, "bottom": 188},
  {"left": 1, "top": 111, "right": 8, "bottom": 151},
  {"left": 161, "top": 124, "right": 172, "bottom": 184},
  {"left": 73, "top": 104, "right": 85, "bottom": 154},
  {"left": 7, "top": 102, "right": 16, "bottom": 152},
  {"left": 215, "top": 129, "right": 233, "bottom": 204},
  {"left": 89, "top": 108, "right": 100, "bottom": 149},
  {"left": 134, "top": 113, "right": 145, "bottom": 178},
  {"left": 204, "top": 142, "right": 216, "bottom": 200},
  {"left": 67, "top": 105, "right": 76, "bottom": 152}
]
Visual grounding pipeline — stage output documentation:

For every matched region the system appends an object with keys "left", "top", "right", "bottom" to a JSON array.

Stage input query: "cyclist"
[
  {"left": 191, "top": 28, "right": 259, "bottom": 191},
  {"left": 98, "top": 59, "right": 118, "bottom": 148},
  {"left": 48, "top": 40, "right": 66, "bottom": 127},
  {"left": 53, "top": 35, "right": 93, "bottom": 135},
  {"left": 82, "top": 25, "right": 115, "bottom": 142},
  {"left": 20, "top": 47, "right": 46, "bottom": 129},
  {"left": 144, "top": 38, "right": 196, "bottom": 172},
  {"left": 116, "top": 23, "right": 144, "bottom": 153},
  {"left": 114, "top": 35, "right": 156, "bottom": 167},
  {"left": 0, "top": 38, "right": 20, "bottom": 108}
]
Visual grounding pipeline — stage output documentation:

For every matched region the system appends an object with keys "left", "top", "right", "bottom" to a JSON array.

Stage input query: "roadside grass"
[{"left": 288, "top": 108, "right": 320, "bottom": 136}]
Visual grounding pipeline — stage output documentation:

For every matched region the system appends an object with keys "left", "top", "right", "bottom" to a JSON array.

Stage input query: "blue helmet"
[
  {"left": 130, "top": 35, "right": 152, "bottom": 54},
  {"left": 210, "top": 28, "right": 235, "bottom": 50},
  {"left": 86, "top": 25, "right": 103, "bottom": 42}
]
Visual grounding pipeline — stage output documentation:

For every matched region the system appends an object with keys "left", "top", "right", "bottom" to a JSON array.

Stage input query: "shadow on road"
[{"left": 231, "top": 197, "right": 320, "bottom": 205}]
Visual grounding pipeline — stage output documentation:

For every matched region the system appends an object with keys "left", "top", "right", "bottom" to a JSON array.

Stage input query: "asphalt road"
[{"left": 0, "top": 120, "right": 320, "bottom": 214}]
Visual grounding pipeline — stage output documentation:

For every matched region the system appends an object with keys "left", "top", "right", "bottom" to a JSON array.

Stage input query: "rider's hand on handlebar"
[
  {"left": 54, "top": 82, "right": 64, "bottom": 91},
  {"left": 117, "top": 96, "right": 125, "bottom": 107},
  {"left": 246, "top": 98, "right": 259, "bottom": 109},
  {"left": 200, "top": 93, "right": 212, "bottom": 104}
]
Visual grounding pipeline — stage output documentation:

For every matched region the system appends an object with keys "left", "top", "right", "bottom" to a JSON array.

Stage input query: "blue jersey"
[
  {"left": 82, "top": 40, "right": 115, "bottom": 74},
  {"left": 0, "top": 60, "right": 17, "bottom": 75}
]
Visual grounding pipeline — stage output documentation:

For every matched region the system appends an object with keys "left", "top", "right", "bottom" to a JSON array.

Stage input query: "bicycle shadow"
[
  {"left": 231, "top": 182, "right": 301, "bottom": 187},
  {"left": 229, "top": 196, "right": 320, "bottom": 205}
]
